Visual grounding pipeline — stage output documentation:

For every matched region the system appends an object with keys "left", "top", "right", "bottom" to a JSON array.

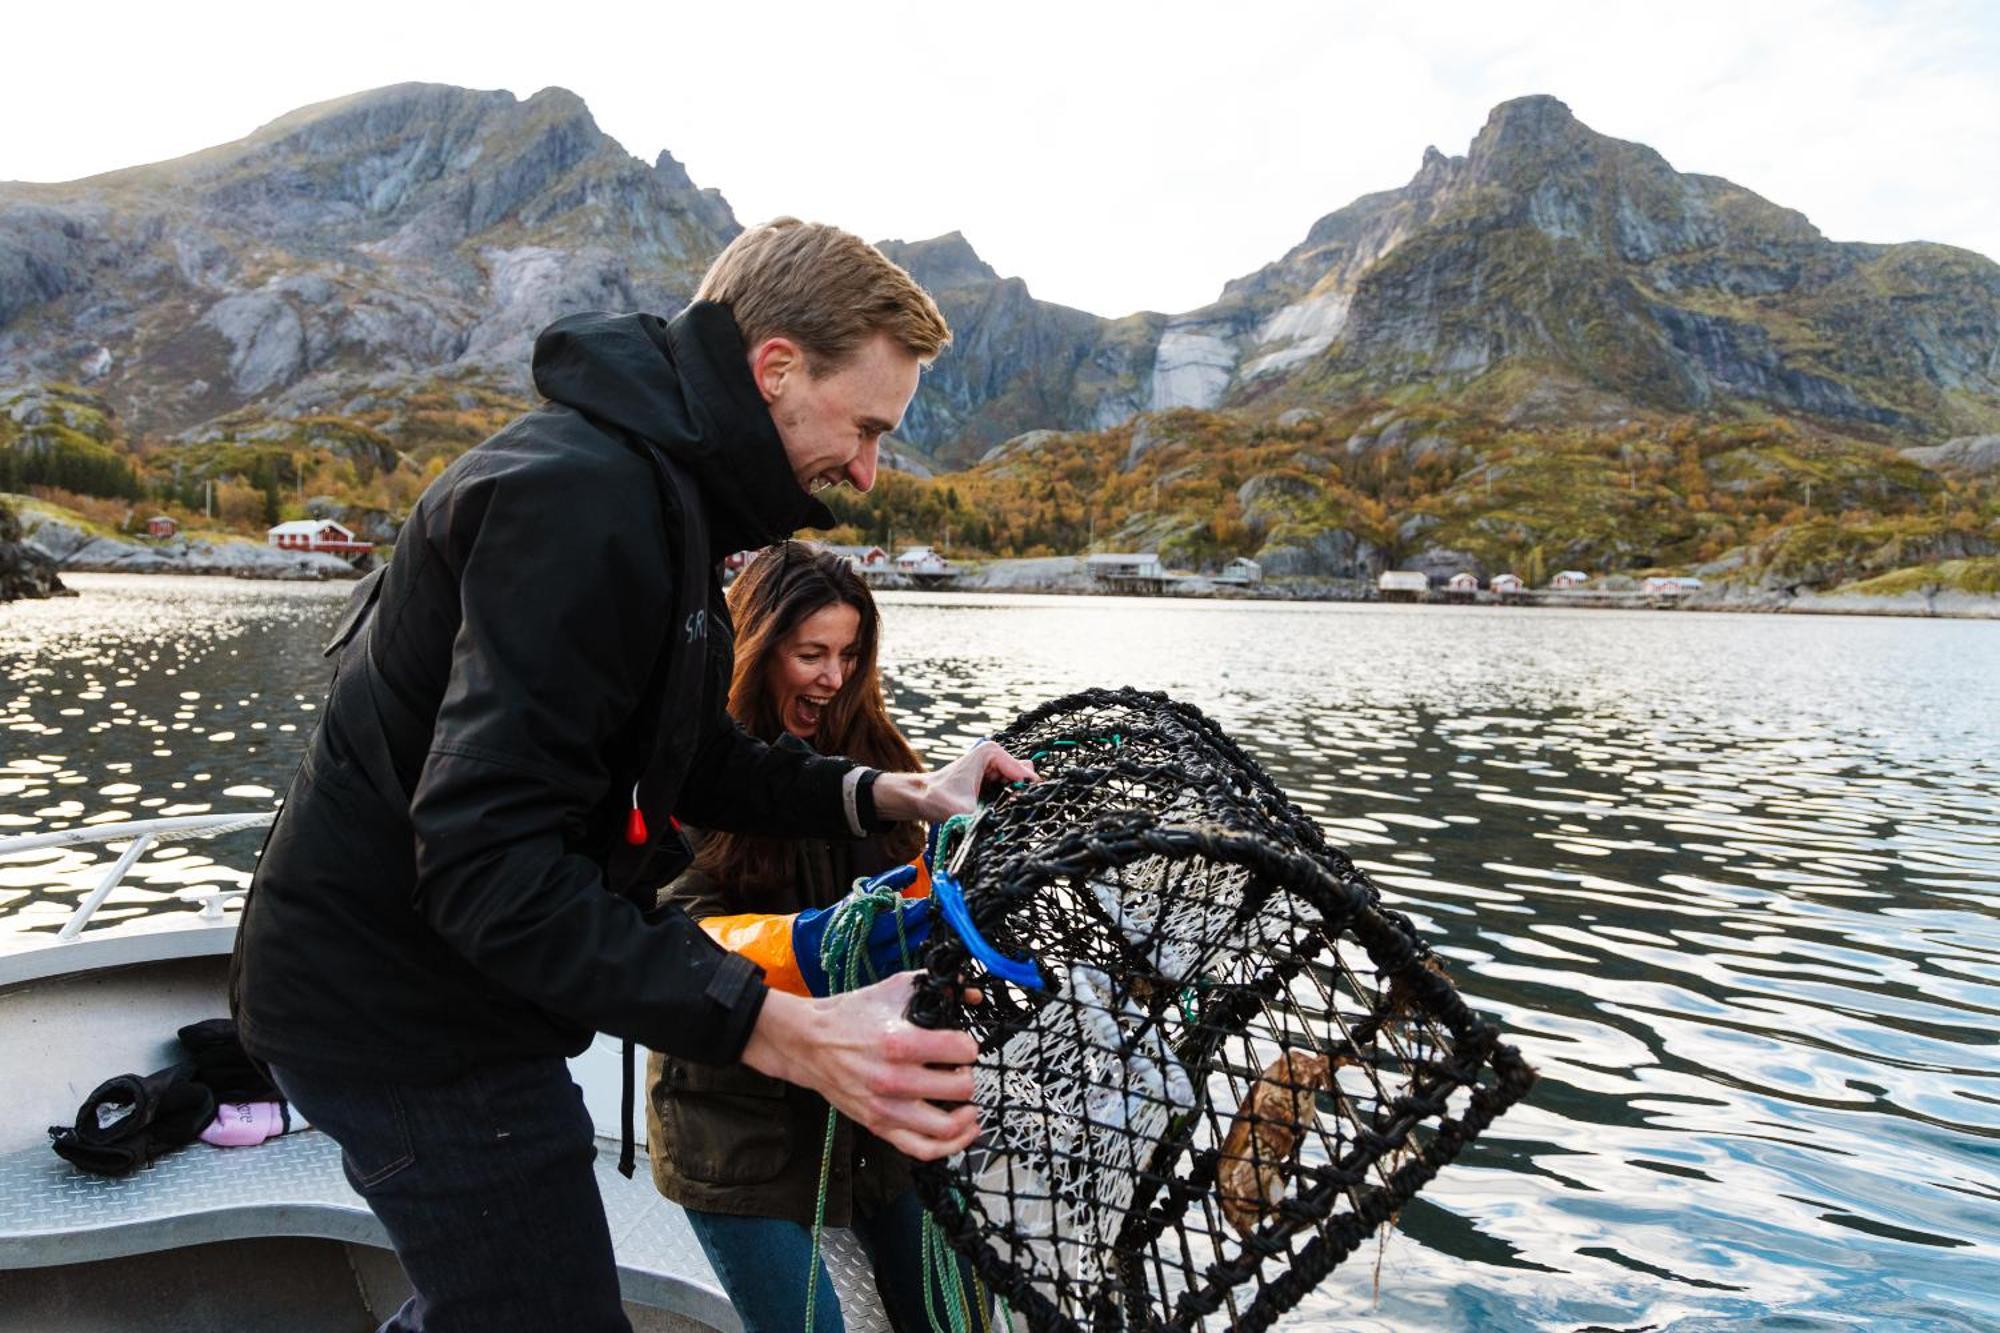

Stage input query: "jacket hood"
[{"left": 530, "top": 303, "right": 835, "bottom": 555}]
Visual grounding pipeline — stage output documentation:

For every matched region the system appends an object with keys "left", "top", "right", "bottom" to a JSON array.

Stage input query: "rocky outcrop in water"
[{"left": 0, "top": 498, "right": 68, "bottom": 600}]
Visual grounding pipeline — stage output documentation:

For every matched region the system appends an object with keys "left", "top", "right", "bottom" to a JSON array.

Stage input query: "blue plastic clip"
[{"left": 931, "top": 862, "right": 1044, "bottom": 992}]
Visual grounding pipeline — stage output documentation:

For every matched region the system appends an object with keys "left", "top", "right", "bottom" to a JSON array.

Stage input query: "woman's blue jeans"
[
  {"left": 269, "top": 1057, "right": 629, "bottom": 1333},
  {"left": 687, "top": 1188, "right": 986, "bottom": 1333}
]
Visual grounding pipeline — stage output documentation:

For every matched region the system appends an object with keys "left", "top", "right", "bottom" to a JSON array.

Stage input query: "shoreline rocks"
[
  {"left": 0, "top": 499, "right": 69, "bottom": 601},
  {"left": 17, "top": 508, "right": 360, "bottom": 581},
  {"left": 912, "top": 558, "right": 2000, "bottom": 619}
]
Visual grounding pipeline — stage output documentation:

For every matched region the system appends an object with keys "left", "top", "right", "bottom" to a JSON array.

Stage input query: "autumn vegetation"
[
  {"left": 5, "top": 378, "right": 1995, "bottom": 596},
  {"left": 827, "top": 402, "right": 1997, "bottom": 590}
]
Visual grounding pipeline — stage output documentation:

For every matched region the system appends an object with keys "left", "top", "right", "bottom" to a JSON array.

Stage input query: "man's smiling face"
[{"left": 756, "top": 332, "right": 921, "bottom": 496}]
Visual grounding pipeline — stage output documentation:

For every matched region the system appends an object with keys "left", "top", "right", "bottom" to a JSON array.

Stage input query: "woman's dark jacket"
[
  {"left": 233, "top": 302, "right": 866, "bottom": 1082},
  {"left": 648, "top": 826, "right": 915, "bottom": 1227}
]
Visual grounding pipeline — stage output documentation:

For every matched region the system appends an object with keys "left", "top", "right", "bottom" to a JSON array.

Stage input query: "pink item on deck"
[{"left": 199, "top": 1101, "right": 305, "bottom": 1148}]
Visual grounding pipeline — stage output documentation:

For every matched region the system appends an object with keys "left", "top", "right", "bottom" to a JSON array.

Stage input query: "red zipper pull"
[{"left": 625, "top": 781, "right": 648, "bottom": 846}]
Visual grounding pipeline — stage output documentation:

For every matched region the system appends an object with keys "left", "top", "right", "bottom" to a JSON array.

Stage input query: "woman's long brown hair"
[{"left": 693, "top": 541, "right": 924, "bottom": 896}]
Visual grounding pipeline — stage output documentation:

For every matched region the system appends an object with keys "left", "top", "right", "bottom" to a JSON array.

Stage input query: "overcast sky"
[{"left": 4, "top": 0, "right": 1994, "bottom": 317}]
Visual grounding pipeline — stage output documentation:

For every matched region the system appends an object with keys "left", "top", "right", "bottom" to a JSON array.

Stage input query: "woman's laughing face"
[{"left": 770, "top": 601, "right": 862, "bottom": 740}]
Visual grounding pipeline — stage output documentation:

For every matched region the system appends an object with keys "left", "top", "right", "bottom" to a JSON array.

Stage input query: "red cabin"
[{"left": 267, "top": 520, "right": 371, "bottom": 555}]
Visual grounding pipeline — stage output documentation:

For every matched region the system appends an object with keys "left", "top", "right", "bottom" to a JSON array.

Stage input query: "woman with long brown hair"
[{"left": 646, "top": 540, "right": 970, "bottom": 1331}]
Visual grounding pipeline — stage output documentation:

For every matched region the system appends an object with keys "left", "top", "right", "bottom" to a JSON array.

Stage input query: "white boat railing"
[{"left": 0, "top": 812, "right": 276, "bottom": 941}]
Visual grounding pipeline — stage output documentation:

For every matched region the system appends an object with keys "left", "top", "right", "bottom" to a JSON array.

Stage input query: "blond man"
[{"left": 234, "top": 220, "right": 1030, "bottom": 1333}]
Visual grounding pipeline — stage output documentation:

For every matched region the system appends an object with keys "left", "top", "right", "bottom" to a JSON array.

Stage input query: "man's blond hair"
[{"left": 694, "top": 218, "right": 951, "bottom": 374}]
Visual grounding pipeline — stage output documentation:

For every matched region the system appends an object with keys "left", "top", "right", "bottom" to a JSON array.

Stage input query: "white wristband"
[{"left": 841, "top": 766, "right": 873, "bottom": 838}]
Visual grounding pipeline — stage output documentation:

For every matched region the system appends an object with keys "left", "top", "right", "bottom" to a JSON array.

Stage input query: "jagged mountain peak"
[
  {"left": 521, "top": 84, "right": 590, "bottom": 113},
  {"left": 880, "top": 231, "right": 1000, "bottom": 289},
  {"left": 1473, "top": 94, "right": 1580, "bottom": 146},
  {"left": 1456, "top": 93, "right": 1676, "bottom": 199},
  {"left": 652, "top": 148, "right": 695, "bottom": 190}
]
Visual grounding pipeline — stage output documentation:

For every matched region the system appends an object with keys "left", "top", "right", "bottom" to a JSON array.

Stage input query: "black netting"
[{"left": 910, "top": 688, "right": 1537, "bottom": 1332}]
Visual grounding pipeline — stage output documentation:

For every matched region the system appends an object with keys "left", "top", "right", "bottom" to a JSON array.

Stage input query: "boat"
[{"left": 0, "top": 814, "right": 897, "bottom": 1331}]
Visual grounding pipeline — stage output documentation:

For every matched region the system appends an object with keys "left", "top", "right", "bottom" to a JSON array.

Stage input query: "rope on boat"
[{"left": 803, "top": 872, "right": 997, "bottom": 1333}]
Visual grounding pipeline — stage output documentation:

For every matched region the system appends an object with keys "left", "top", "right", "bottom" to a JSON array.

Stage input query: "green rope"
[
  {"left": 921, "top": 1185, "right": 1008, "bottom": 1332},
  {"left": 803, "top": 873, "right": 990, "bottom": 1333},
  {"left": 929, "top": 812, "right": 977, "bottom": 872},
  {"left": 803, "top": 1105, "right": 841, "bottom": 1333}
]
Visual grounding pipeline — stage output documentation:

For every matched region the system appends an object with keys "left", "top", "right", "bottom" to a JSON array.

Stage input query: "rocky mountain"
[
  {"left": 918, "top": 96, "right": 2000, "bottom": 452},
  {"left": 0, "top": 82, "right": 737, "bottom": 439},
  {"left": 1207, "top": 96, "right": 2000, "bottom": 439},
  {"left": 875, "top": 233, "right": 1163, "bottom": 467},
  {"left": 3, "top": 86, "right": 1996, "bottom": 482}
]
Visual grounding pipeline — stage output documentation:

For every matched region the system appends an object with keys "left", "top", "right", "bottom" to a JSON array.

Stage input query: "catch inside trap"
[{"left": 909, "top": 688, "right": 1536, "bottom": 1332}]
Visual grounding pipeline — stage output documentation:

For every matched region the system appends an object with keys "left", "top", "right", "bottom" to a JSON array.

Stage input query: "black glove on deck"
[{"left": 49, "top": 1063, "right": 218, "bottom": 1177}]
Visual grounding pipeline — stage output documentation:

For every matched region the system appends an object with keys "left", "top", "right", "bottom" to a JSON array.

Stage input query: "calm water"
[{"left": 4, "top": 575, "right": 1997, "bottom": 1331}]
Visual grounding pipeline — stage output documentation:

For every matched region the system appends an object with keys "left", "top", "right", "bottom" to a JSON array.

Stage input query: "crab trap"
[{"left": 908, "top": 688, "right": 1536, "bottom": 1332}]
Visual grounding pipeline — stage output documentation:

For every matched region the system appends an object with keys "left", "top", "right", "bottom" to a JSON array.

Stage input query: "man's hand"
[
  {"left": 739, "top": 972, "right": 980, "bottom": 1160},
  {"left": 872, "top": 739, "right": 1037, "bottom": 825}
]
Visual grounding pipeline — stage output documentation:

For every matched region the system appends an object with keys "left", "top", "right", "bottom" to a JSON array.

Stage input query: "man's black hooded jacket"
[{"left": 233, "top": 302, "right": 863, "bottom": 1081}]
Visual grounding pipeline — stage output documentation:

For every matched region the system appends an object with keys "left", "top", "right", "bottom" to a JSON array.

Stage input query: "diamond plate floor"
[{"left": 0, "top": 1130, "right": 895, "bottom": 1332}]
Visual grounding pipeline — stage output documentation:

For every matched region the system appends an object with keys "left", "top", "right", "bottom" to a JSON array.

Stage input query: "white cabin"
[
  {"left": 895, "top": 546, "right": 949, "bottom": 574},
  {"left": 1215, "top": 557, "right": 1263, "bottom": 586},
  {"left": 267, "top": 520, "right": 366, "bottom": 554},
  {"left": 1086, "top": 553, "right": 1162, "bottom": 579},
  {"left": 1378, "top": 570, "right": 1429, "bottom": 595}
]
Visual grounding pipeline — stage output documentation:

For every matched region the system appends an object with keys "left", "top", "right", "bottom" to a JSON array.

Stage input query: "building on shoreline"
[
  {"left": 1215, "top": 557, "right": 1263, "bottom": 586},
  {"left": 1378, "top": 570, "right": 1428, "bottom": 601},
  {"left": 825, "top": 544, "right": 889, "bottom": 572},
  {"left": 1087, "top": 552, "right": 1167, "bottom": 594},
  {"left": 896, "top": 545, "right": 950, "bottom": 575},
  {"left": 267, "top": 520, "right": 370, "bottom": 557}
]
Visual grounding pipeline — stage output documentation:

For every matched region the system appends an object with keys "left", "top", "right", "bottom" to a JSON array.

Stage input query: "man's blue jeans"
[
  {"left": 270, "top": 1057, "right": 630, "bottom": 1333},
  {"left": 688, "top": 1189, "right": 986, "bottom": 1333}
]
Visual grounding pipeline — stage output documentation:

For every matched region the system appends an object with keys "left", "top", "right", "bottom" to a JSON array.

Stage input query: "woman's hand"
[
  {"left": 872, "top": 739, "right": 1037, "bottom": 824},
  {"left": 739, "top": 972, "right": 980, "bottom": 1160}
]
